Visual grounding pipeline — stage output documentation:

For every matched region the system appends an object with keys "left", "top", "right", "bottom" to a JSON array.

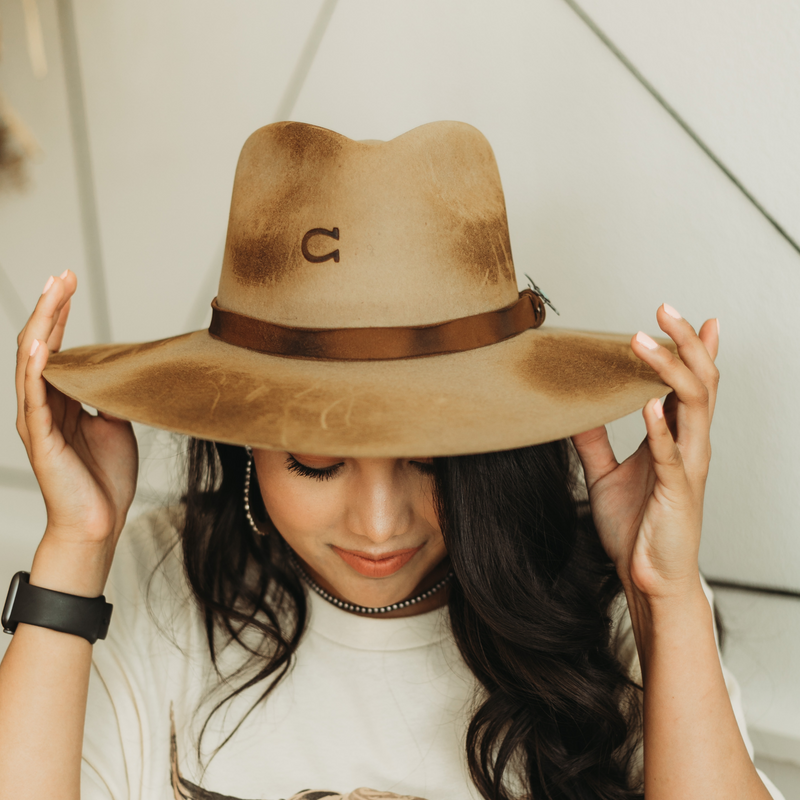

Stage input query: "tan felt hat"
[{"left": 44, "top": 120, "right": 674, "bottom": 457}]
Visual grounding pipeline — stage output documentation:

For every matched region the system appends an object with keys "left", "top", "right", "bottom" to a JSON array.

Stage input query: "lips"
[{"left": 331, "top": 545, "right": 422, "bottom": 578}]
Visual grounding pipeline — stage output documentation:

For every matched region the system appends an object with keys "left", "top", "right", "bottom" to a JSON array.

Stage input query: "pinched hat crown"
[{"left": 217, "top": 121, "right": 519, "bottom": 328}]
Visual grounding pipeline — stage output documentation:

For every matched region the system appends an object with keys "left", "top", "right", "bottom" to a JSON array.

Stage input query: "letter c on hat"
[{"left": 302, "top": 227, "right": 340, "bottom": 264}]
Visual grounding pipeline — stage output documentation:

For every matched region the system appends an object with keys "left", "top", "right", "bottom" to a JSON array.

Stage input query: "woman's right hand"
[
  {"left": 1, "top": 271, "right": 138, "bottom": 800},
  {"left": 15, "top": 271, "right": 138, "bottom": 588}
]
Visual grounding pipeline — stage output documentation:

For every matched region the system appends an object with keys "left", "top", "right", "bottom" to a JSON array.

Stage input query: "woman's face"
[{"left": 251, "top": 450, "right": 450, "bottom": 617}]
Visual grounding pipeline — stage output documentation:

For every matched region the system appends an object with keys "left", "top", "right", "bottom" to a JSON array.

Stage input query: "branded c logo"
[{"left": 301, "top": 227, "right": 340, "bottom": 263}]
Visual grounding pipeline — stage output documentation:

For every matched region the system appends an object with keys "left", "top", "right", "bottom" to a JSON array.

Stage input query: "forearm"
[
  {"left": 0, "top": 535, "right": 112, "bottom": 800},
  {"left": 625, "top": 577, "right": 772, "bottom": 800}
]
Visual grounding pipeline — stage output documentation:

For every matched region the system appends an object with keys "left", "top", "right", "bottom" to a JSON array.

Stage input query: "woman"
[{"left": 0, "top": 121, "right": 784, "bottom": 800}]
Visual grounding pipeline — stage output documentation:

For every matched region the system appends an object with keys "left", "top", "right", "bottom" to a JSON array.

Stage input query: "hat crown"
[{"left": 217, "top": 121, "right": 519, "bottom": 328}]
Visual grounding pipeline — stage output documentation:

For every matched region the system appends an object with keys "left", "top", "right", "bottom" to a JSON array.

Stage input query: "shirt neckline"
[{"left": 306, "top": 585, "right": 451, "bottom": 652}]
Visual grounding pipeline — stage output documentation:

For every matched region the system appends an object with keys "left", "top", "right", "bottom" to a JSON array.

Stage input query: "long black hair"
[{"left": 178, "top": 437, "right": 644, "bottom": 799}]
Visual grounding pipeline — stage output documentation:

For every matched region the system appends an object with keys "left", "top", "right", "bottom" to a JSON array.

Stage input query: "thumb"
[
  {"left": 24, "top": 339, "right": 65, "bottom": 461},
  {"left": 571, "top": 425, "right": 618, "bottom": 490}
]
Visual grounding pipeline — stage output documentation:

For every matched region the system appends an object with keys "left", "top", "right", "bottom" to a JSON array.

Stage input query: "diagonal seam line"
[
  {"left": 706, "top": 577, "right": 800, "bottom": 601},
  {"left": 274, "top": 0, "right": 340, "bottom": 122},
  {"left": 559, "top": 0, "right": 800, "bottom": 258}
]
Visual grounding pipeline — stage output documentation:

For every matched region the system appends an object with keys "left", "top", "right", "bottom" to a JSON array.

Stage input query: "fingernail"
[
  {"left": 663, "top": 303, "right": 682, "bottom": 319},
  {"left": 30, "top": 339, "right": 40, "bottom": 357},
  {"left": 716, "top": 318, "right": 720, "bottom": 336},
  {"left": 42, "top": 276, "right": 54, "bottom": 295},
  {"left": 636, "top": 331, "right": 659, "bottom": 350},
  {"left": 59, "top": 269, "right": 69, "bottom": 279},
  {"left": 654, "top": 398, "right": 664, "bottom": 419}
]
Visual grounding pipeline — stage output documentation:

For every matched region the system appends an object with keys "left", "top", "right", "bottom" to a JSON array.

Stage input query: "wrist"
[
  {"left": 624, "top": 574, "right": 708, "bottom": 622},
  {"left": 30, "top": 532, "right": 115, "bottom": 598},
  {"left": 622, "top": 563, "right": 705, "bottom": 605},
  {"left": 623, "top": 577, "right": 712, "bottom": 676}
]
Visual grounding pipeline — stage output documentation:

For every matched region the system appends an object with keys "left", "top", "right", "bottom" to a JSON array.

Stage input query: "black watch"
[{"left": 2, "top": 571, "right": 113, "bottom": 645}]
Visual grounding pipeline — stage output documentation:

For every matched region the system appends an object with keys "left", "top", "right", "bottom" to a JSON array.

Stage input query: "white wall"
[{"left": 1, "top": 0, "right": 798, "bottom": 793}]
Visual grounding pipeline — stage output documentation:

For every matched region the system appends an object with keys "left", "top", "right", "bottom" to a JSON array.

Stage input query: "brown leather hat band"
[{"left": 208, "top": 288, "right": 546, "bottom": 361}]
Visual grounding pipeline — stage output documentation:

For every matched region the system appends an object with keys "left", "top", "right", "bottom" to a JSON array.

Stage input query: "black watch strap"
[{"left": 2, "top": 571, "right": 113, "bottom": 645}]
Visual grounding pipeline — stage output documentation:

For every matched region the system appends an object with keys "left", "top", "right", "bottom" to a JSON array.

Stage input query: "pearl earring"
[{"left": 244, "top": 446, "right": 266, "bottom": 536}]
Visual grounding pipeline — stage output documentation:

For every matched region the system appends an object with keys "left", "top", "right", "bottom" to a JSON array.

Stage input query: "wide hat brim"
[{"left": 44, "top": 325, "right": 677, "bottom": 457}]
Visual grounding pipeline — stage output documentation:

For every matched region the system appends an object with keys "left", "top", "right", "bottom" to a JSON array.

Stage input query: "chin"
[{"left": 335, "top": 573, "right": 425, "bottom": 608}]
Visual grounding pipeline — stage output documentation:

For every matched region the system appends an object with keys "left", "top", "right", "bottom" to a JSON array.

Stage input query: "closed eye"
[
  {"left": 285, "top": 454, "right": 343, "bottom": 481},
  {"left": 284, "top": 455, "right": 435, "bottom": 481}
]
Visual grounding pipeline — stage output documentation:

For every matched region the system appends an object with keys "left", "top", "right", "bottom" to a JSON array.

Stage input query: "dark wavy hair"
[{"left": 179, "top": 437, "right": 645, "bottom": 799}]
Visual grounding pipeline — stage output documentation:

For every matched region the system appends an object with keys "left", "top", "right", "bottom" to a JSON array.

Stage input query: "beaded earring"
[{"left": 243, "top": 446, "right": 266, "bottom": 536}]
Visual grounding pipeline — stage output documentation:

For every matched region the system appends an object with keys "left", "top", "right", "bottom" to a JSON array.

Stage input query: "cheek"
[
  {"left": 428, "top": 527, "right": 447, "bottom": 561},
  {"left": 418, "top": 483, "right": 442, "bottom": 537},
  {"left": 410, "top": 484, "right": 447, "bottom": 562},
  {"left": 257, "top": 471, "right": 340, "bottom": 541}
]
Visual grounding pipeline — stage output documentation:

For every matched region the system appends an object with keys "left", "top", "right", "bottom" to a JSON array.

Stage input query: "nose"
[{"left": 346, "top": 459, "right": 415, "bottom": 545}]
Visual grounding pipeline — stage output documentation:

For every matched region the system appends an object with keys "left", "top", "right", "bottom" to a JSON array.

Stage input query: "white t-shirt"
[{"left": 80, "top": 508, "right": 785, "bottom": 800}]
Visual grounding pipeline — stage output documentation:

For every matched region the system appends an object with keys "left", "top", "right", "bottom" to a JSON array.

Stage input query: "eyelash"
[
  {"left": 285, "top": 455, "right": 342, "bottom": 481},
  {"left": 284, "top": 455, "right": 435, "bottom": 482}
]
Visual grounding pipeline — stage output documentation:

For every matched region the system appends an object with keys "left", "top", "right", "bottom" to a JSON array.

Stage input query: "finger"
[
  {"left": 631, "top": 324, "right": 712, "bottom": 468},
  {"left": 48, "top": 297, "right": 72, "bottom": 353},
  {"left": 698, "top": 316, "right": 719, "bottom": 362},
  {"left": 678, "top": 317, "right": 720, "bottom": 425},
  {"left": 17, "top": 273, "right": 74, "bottom": 354},
  {"left": 656, "top": 304, "right": 720, "bottom": 423},
  {"left": 47, "top": 270, "right": 77, "bottom": 352},
  {"left": 696, "top": 317, "right": 720, "bottom": 419},
  {"left": 571, "top": 425, "right": 619, "bottom": 491},
  {"left": 643, "top": 397, "right": 689, "bottom": 497},
  {"left": 23, "top": 339, "right": 66, "bottom": 462},
  {"left": 16, "top": 274, "right": 74, "bottom": 433}
]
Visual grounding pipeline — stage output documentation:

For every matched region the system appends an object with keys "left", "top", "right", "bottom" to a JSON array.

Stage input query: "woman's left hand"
[{"left": 571, "top": 304, "right": 720, "bottom": 602}]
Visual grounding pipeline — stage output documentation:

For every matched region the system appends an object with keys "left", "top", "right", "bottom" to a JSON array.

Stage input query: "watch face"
[{"left": 2, "top": 571, "right": 27, "bottom": 634}]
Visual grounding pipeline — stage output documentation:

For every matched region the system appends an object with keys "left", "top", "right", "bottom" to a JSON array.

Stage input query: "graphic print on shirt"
[{"left": 169, "top": 705, "right": 429, "bottom": 800}]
